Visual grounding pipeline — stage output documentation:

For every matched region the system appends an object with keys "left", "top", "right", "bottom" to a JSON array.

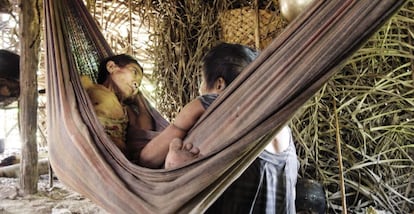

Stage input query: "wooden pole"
[
  {"left": 334, "top": 98, "right": 347, "bottom": 213},
  {"left": 0, "top": 159, "right": 49, "bottom": 178},
  {"left": 128, "top": 0, "right": 133, "bottom": 54},
  {"left": 19, "top": 0, "right": 41, "bottom": 195},
  {"left": 254, "top": 0, "right": 260, "bottom": 50}
]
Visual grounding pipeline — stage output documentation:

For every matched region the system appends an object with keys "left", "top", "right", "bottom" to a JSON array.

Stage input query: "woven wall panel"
[{"left": 219, "top": 6, "right": 286, "bottom": 50}]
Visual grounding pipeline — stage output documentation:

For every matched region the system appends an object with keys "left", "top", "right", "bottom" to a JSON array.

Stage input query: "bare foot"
[{"left": 164, "top": 138, "right": 200, "bottom": 169}]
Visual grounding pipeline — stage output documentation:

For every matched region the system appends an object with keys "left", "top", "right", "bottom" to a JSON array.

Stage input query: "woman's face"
[{"left": 110, "top": 62, "right": 143, "bottom": 98}]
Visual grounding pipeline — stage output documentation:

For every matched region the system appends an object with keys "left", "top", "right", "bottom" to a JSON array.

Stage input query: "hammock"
[{"left": 44, "top": 0, "right": 405, "bottom": 213}]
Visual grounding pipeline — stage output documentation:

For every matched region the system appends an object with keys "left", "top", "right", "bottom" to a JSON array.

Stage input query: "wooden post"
[
  {"left": 254, "top": 0, "right": 260, "bottom": 50},
  {"left": 334, "top": 98, "right": 347, "bottom": 213},
  {"left": 19, "top": 0, "right": 41, "bottom": 195}
]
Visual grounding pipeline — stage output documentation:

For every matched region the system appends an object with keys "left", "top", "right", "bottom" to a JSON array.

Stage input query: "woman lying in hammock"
[
  {"left": 82, "top": 43, "right": 295, "bottom": 161},
  {"left": 83, "top": 42, "right": 298, "bottom": 212},
  {"left": 81, "top": 54, "right": 143, "bottom": 154},
  {"left": 80, "top": 53, "right": 197, "bottom": 168}
]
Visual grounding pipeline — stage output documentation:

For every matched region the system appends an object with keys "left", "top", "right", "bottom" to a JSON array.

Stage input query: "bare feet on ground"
[{"left": 164, "top": 138, "right": 200, "bottom": 169}]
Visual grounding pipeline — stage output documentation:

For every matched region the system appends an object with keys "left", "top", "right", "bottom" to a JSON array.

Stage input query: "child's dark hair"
[
  {"left": 201, "top": 42, "right": 259, "bottom": 89},
  {"left": 97, "top": 54, "right": 142, "bottom": 84}
]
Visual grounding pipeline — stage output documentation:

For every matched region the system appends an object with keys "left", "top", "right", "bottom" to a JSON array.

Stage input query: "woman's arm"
[{"left": 138, "top": 99, "right": 205, "bottom": 168}]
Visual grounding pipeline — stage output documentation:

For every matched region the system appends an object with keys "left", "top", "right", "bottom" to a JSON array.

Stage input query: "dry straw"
[{"left": 291, "top": 1, "right": 414, "bottom": 213}]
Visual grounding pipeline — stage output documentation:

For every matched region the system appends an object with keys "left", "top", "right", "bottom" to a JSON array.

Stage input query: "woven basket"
[{"left": 219, "top": 6, "right": 286, "bottom": 50}]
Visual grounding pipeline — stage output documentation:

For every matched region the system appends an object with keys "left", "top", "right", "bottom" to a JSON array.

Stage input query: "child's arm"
[{"left": 138, "top": 99, "right": 205, "bottom": 168}]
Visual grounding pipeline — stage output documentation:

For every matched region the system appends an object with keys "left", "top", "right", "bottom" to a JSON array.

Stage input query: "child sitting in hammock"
[
  {"left": 161, "top": 42, "right": 298, "bottom": 213},
  {"left": 136, "top": 42, "right": 294, "bottom": 172}
]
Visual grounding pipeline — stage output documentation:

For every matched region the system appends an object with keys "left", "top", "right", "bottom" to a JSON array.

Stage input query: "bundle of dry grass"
[{"left": 291, "top": 1, "right": 414, "bottom": 213}]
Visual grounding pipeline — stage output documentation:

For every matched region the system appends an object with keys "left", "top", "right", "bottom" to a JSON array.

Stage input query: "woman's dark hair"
[
  {"left": 97, "top": 54, "right": 142, "bottom": 84},
  {"left": 201, "top": 42, "right": 259, "bottom": 89}
]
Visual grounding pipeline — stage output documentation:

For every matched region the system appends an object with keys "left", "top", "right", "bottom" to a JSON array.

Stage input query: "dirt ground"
[
  {"left": 0, "top": 175, "right": 108, "bottom": 214},
  {"left": 0, "top": 141, "right": 109, "bottom": 214}
]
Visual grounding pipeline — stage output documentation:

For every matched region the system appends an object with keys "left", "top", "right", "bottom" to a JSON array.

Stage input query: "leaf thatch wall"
[
  {"left": 145, "top": 0, "right": 286, "bottom": 119},
  {"left": 290, "top": 2, "right": 414, "bottom": 213},
  {"left": 88, "top": 0, "right": 413, "bottom": 213},
  {"left": 146, "top": 0, "right": 220, "bottom": 119}
]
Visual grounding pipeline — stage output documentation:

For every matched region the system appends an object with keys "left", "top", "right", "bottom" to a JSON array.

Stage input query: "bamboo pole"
[
  {"left": 254, "top": 0, "right": 260, "bottom": 50},
  {"left": 128, "top": 0, "right": 133, "bottom": 54},
  {"left": 334, "top": 98, "right": 347, "bottom": 213}
]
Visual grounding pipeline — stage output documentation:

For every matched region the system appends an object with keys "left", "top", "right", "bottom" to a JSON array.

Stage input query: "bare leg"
[{"left": 164, "top": 138, "right": 200, "bottom": 169}]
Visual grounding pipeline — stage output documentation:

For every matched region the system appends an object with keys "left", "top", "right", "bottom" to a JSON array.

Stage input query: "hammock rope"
[{"left": 44, "top": 0, "right": 405, "bottom": 213}]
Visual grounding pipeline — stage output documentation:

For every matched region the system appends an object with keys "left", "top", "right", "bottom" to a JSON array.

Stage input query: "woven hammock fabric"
[{"left": 44, "top": 0, "right": 405, "bottom": 213}]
